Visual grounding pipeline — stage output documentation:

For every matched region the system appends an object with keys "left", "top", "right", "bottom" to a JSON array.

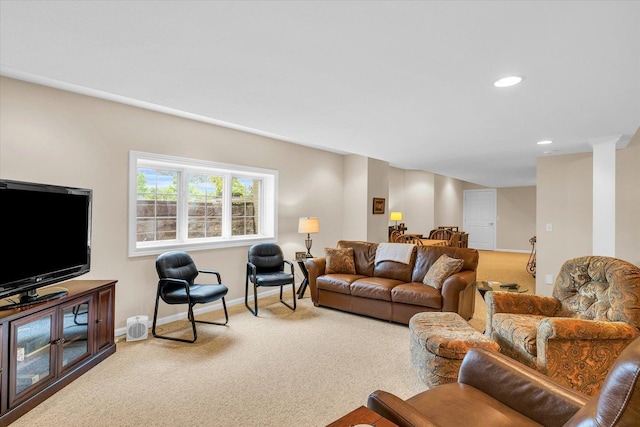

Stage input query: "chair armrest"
[
  {"left": 158, "top": 277, "right": 192, "bottom": 299},
  {"left": 486, "top": 291, "right": 560, "bottom": 316},
  {"left": 485, "top": 291, "right": 560, "bottom": 336},
  {"left": 367, "top": 390, "right": 438, "bottom": 427},
  {"left": 159, "top": 277, "right": 190, "bottom": 288},
  {"left": 535, "top": 318, "right": 640, "bottom": 395},
  {"left": 459, "top": 347, "right": 587, "bottom": 426},
  {"left": 246, "top": 262, "right": 257, "bottom": 281},
  {"left": 198, "top": 269, "right": 221, "bottom": 283},
  {"left": 539, "top": 318, "right": 640, "bottom": 341},
  {"left": 283, "top": 260, "right": 294, "bottom": 275},
  {"left": 304, "top": 257, "right": 326, "bottom": 302}
]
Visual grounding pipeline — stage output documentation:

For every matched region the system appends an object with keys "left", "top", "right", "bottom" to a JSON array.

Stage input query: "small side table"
[
  {"left": 296, "top": 259, "right": 310, "bottom": 299},
  {"left": 326, "top": 406, "right": 398, "bottom": 427},
  {"left": 476, "top": 281, "right": 527, "bottom": 299}
]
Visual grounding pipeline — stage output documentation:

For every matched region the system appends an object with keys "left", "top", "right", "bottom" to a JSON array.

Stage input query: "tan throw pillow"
[
  {"left": 423, "top": 254, "right": 464, "bottom": 290},
  {"left": 325, "top": 247, "right": 356, "bottom": 274}
]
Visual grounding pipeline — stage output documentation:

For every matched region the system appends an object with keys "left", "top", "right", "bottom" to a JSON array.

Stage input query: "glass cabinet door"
[
  {"left": 10, "top": 307, "right": 56, "bottom": 405},
  {"left": 60, "top": 297, "right": 92, "bottom": 372}
]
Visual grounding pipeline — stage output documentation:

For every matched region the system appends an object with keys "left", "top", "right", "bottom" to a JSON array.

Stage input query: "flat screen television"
[{"left": 0, "top": 179, "right": 92, "bottom": 309}]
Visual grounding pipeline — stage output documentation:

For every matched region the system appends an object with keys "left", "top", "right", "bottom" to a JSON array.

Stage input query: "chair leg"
[
  {"left": 152, "top": 290, "right": 162, "bottom": 337},
  {"left": 279, "top": 283, "right": 297, "bottom": 312},
  {"left": 246, "top": 280, "right": 296, "bottom": 315},
  {"left": 245, "top": 277, "right": 259, "bottom": 316},
  {"left": 153, "top": 295, "right": 227, "bottom": 343},
  {"left": 195, "top": 297, "right": 229, "bottom": 326},
  {"left": 152, "top": 302, "right": 197, "bottom": 344}
]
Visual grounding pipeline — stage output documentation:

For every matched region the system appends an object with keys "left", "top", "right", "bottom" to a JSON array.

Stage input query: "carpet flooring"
[{"left": 10, "top": 251, "right": 534, "bottom": 427}]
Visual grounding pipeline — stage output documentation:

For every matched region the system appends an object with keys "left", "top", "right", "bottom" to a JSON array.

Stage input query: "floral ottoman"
[{"left": 409, "top": 312, "right": 500, "bottom": 388}]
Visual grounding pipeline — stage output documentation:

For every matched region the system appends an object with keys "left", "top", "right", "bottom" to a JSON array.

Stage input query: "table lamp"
[
  {"left": 298, "top": 217, "right": 320, "bottom": 258},
  {"left": 390, "top": 211, "right": 403, "bottom": 229}
]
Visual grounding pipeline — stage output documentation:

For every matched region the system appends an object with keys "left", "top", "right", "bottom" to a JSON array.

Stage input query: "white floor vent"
[{"left": 126, "top": 315, "right": 149, "bottom": 342}]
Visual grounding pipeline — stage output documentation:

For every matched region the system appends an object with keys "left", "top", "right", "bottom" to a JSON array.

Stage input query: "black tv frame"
[{"left": 0, "top": 179, "right": 92, "bottom": 309}]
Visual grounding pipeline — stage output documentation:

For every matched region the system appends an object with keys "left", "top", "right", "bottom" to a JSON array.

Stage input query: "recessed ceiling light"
[
  {"left": 494, "top": 76, "right": 523, "bottom": 88},
  {"left": 537, "top": 140, "right": 553, "bottom": 145}
]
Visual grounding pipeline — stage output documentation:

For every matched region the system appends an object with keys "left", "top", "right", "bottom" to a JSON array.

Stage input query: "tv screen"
[{"left": 0, "top": 179, "right": 92, "bottom": 302}]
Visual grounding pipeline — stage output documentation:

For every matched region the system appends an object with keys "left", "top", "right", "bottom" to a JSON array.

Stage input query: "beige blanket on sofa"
[{"left": 375, "top": 243, "right": 415, "bottom": 265}]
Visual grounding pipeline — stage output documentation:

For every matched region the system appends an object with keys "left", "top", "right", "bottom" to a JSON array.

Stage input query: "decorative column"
[{"left": 591, "top": 136, "right": 621, "bottom": 256}]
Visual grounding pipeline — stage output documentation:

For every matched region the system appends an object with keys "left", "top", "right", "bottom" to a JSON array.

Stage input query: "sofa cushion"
[
  {"left": 492, "top": 313, "right": 546, "bottom": 356},
  {"left": 423, "top": 254, "right": 465, "bottom": 290},
  {"left": 350, "top": 277, "right": 403, "bottom": 301},
  {"left": 325, "top": 247, "right": 356, "bottom": 274},
  {"left": 337, "top": 240, "right": 378, "bottom": 276},
  {"left": 373, "top": 244, "right": 416, "bottom": 283},
  {"left": 411, "top": 246, "right": 479, "bottom": 283},
  {"left": 391, "top": 282, "right": 442, "bottom": 309},
  {"left": 374, "top": 259, "right": 416, "bottom": 283},
  {"left": 317, "top": 274, "right": 365, "bottom": 295}
]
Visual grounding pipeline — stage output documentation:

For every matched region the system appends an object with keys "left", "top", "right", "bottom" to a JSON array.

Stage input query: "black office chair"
[
  {"left": 245, "top": 243, "right": 296, "bottom": 316},
  {"left": 153, "top": 251, "right": 229, "bottom": 343}
]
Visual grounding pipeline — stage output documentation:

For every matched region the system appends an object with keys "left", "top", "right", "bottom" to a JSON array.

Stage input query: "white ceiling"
[{"left": 1, "top": 1, "right": 639, "bottom": 187}]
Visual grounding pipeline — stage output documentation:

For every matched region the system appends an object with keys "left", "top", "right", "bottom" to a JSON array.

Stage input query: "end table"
[{"left": 296, "top": 258, "right": 310, "bottom": 299}]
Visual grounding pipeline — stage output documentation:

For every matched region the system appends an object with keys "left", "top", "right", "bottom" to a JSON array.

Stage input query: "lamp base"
[{"left": 305, "top": 236, "right": 313, "bottom": 258}]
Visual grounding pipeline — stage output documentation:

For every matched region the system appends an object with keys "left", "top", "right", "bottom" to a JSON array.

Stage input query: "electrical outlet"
[
  {"left": 545, "top": 274, "right": 553, "bottom": 285},
  {"left": 546, "top": 223, "right": 553, "bottom": 231}
]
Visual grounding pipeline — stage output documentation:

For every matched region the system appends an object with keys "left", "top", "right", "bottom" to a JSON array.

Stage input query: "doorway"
[{"left": 463, "top": 189, "right": 496, "bottom": 250}]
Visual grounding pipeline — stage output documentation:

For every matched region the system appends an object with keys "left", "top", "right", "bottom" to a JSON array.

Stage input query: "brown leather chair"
[{"left": 367, "top": 336, "right": 640, "bottom": 427}]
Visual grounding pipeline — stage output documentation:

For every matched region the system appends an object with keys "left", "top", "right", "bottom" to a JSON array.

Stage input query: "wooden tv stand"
[{"left": 0, "top": 279, "right": 117, "bottom": 425}]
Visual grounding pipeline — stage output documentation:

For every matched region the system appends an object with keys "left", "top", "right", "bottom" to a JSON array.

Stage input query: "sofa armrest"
[
  {"left": 441, "top": 270, "right": 474, "bottom": 313},
  {"left": 304, "top": 257, "right": 326, "bottom": 303},
  {"left": 459, "top": 347, "right": 588, "bottom": 426},
  {"left": 485, "top": 291, "right": 560, "bottom": 336},
  {"left": 535, "top": 318, "right": 640, "bottom": 395},
  {"left": 367, "top": 390, "right": 438, "bottom": 427}
]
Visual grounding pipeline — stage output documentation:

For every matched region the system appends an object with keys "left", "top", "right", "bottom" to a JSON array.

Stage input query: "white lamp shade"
[
  {"left": 390, "top": 212, "right": 403, "bottom": 221},
  {"left": 298, "top": 217, "right": 320, "bottom": 234}
]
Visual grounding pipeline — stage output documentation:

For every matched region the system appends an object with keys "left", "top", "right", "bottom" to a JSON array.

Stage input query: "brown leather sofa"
[
  {"left": 367, "top": 336, "right": 640, "bottom": 427},
  {"left": 305, "top": 240, "right": 479, "bottom": 324}
]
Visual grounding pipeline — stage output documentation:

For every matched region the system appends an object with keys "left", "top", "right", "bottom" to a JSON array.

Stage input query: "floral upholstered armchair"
[{"left": 485, "top": 256, "right": 640, "bottom": 396}]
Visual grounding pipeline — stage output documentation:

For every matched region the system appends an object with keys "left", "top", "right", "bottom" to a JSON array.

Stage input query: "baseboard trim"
[
  {"left": 114, "top": 287, "right": 284, "bottom": 338},
  {"left": 494, "top": 248, "right": 530, "bottom": 254}
]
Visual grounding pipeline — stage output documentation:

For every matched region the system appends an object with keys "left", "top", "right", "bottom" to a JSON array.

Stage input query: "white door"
[{"left": 463, "top": 189, "right": 496, "bottom": 250}]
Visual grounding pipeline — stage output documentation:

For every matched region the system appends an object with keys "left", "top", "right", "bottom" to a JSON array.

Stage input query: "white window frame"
[{"left": 128, "top": 151, "right": 277, "bottom": 257}]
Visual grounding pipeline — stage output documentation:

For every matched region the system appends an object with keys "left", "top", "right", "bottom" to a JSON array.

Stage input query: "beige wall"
[
  {"left": 496, "top": 187, "right": 536, "bottom": 252},
  {"left": 342, "top": 154, "right": 369, "bottom": 241},
  {"left": 616, "top": 129, "right": 640, "bottom": 265},
  {"left": 404, "top": 170, "right": 435, "bottom": 235},
  {"left": 459, "top": 181, "right": 537, "bottom": 251},
  {"left": 536, "top": 134, "right": 640, "bottom": 296},
  {"left": 366, "top": 157, "right": 390, "bottom": 243},
  {"left": 388, "top": 166, "right": 406, "bottom": 219},
  {"left": 387, "top": 168, "right": 437, "bottom": 236},
  {"left": 536, "top": 152, "right": 595, "bottom": 296},
  {"left": 434, "top": 174, "right": 463, "bottom": 231},
  {"left": 0, "top": 77, "right": 346, "bottom": 329}
]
